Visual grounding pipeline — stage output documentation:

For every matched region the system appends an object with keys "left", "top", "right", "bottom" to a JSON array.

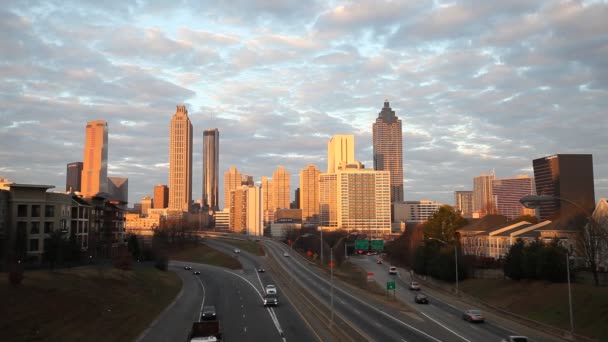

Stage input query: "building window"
[
  {"left": 32, "top": 205, "right": 41, "bottom": 217},
  {"left": 29, "top": 239, "right": 39, "bottom": 252},
  {"left": 45, "top": 205, "right": 55, "bottom": 217},
  {"left": 44, "top": 222, "right": 54, "bottom": 234},
  {"left": 30, "top": 222, "right": 40, "bottom": 234},
  {"left": 18, "top": 205, "right": 28, "bottom": 217}
]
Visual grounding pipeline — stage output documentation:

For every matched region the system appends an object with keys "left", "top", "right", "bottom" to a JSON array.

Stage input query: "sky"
[{"left": 1, "top": 0, "right": 607, "bottom": 208}]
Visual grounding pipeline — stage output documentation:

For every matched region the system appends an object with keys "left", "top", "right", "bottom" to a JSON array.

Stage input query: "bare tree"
[{"left": 579, "top": 214, "right": 608, "bottom": 286}]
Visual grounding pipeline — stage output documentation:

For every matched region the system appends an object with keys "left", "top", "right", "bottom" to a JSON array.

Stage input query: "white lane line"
[
  {"left": 420, "top": 312, "right": 471, "bottom": 342},
  {"left": 224, "top": 270, "right": 286, "bottom": 341},
  {"left": 195, "top": 275, "right": 206, "bottom": 319}
]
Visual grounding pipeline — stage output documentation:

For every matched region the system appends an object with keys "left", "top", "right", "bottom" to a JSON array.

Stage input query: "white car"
[
  {"left": 234, "top": 249, "right": 241, "bottom": 253},
  {"left": 409, "top": 281, "right": 421, "bottom": 290},
  {"left": 265, "top": 284, "right": 277, "bottom": 295},
  {"left": 283, "top": 252, "right": 289, "bottom": 257},
  {"left": 389, "top": 266, "right": 398, "bottom": 275}
]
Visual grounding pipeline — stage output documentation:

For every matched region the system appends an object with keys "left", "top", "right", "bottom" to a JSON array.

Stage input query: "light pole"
[
  {"left": 428, "top": 237, "right": 459, "bottom": 295},
  {"left": 566, "top": 250, "right": 574, "bottom": 338}
]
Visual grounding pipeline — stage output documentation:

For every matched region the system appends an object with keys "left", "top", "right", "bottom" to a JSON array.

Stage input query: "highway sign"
[
  {"left": 355, "top": 239, "right": 369, "bottom": 250},
  {"left": 386, "top": 281, "right": 396, "bottom": 290},
  {"left": 371, "top": 240, "right": 384, "bottom": 250}
]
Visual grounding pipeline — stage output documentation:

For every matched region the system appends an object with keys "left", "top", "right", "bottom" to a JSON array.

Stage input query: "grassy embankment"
[
  {"left": 215, "top": 238, "right": 266, "bottom": 256},
  {"left": 460, "top": 278, "right": 608, "bottom": 341},
  {"left": 0, "top": 266, "right": 181, "bottom": 342},
  {"left": 169, "top": 243, "right": 242, "bottom": 269}
]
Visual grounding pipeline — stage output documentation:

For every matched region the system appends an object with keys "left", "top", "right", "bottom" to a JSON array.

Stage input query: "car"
[
  {"left": 193, "top": 271, "right": 201, "bottom": 275},
  {"left": 283, "top": 252, "right": 289, "bottom": 257},
  {"left": 462, "top": 309, "right": 485, "bottom": 323},
  {"left": 257, "top": 267, "right": 265, "bottom": 273},
  {"left": 234, "top": 248, "right": 241, "bottom": 253},
  {"left": 501, "top": 337, "right": 528, "bottom": 342},
  {"left": 200, "top": 306, "right": 216, "bottom": 320},
  {"left": 414, "top": 294, "right": 429, "bottom": 304},
  {"left": 389, "top": 266, "right": 398, "bottom": 275},
  {"left": 409, "top": 281, "right": 421, "bottom": 291},
  {"left": 376, "top": 259, "right": 383, "bottom": 264},
  {"left": 263, "top": 294, "right": 278, "bottom": 306},
  {"left": 265, "top": 284, "right": 277, "bottom": 295},
  {"left": 184, "top": 266, "right": 192, "bottom": 270},
  {"left": 367, "top": 251, "right": 373, "bottom": 256}
]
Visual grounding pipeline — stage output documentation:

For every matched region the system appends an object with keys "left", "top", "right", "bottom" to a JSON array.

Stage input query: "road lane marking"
[
  {"left": 195, "top": 275, "right": 206, "bottom": 320},
  {"left": 420, "top": 312, "right": 471, "bottom": 342}
]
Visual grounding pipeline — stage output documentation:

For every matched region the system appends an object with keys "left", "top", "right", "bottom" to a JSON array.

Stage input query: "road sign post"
[
  {"left": 386, "top": 281, "right": 396, "bottom": 300},
  {"left": 355, "top": 239, "right": 369, "bottom": 251},
  {"left": 371, "top": 240, "right": 384, "bottom": 251}
]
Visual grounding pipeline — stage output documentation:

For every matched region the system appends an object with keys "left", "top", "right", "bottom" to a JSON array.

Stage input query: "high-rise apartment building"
[
  {"left": 454, "top": 191, "right": 473, "bottom": 218},
  {"left": 300, "top": 164, "right": 320, "bottom": 224},
  {"left": 473, "top": 172, "right": 496, "bottom": 217},
  {"left": 492, "top": 176, "right": 535, "bottom": 219},
  {"left": 261, "top": 176, "right": 274, "bottom": 224},
  {"left": 153, "top": 184, "right": 169, "bottom": 209},
  {"left": 202, "top": 128, "right": 219, "bottom": 211},
  {"left": 242, "top": 175, "right": 254, "bottom": 187},
  {"left": 168, "top": 105, "right": 193, "bottom": 212},
  {"left": 246, "top": 186, "right": 263, "bottom": 236},
  {"left": 108, "top": 177, "right": 128, "bottom": 203},
  {"left": 229, "top": 186, "right": 247, "bottom": 233},
  {"left": 396, "top": 200, "right": 445, "bottom": 224},
  {"left": 533, "top": 154, "right": 595, "bottom": 220},
  {"left": 224, "top": 167, "right": 242, "bottom": 210},
  {"left": 319, "top": 173, "right": 338, "bottom": 229},
  {"left": 272, "top": 166, "right": 290, "bottom": 210},
  {"left": 66, "top": 162, "right": 83, "bottom": 192},
  {"left": 373, "top": 100, "right": 404, "bottom": 203},
  {"left": 327, "top": 135, "right": 355, "bottom": 173},
  {"left": 81, "top": 120, "right": 108, "bottom": 197}
]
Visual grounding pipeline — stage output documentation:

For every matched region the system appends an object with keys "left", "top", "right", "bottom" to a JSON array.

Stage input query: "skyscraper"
[
  {"left": 153, "top": 184, "right": 169, "bottom": 209},
  {"left": 492, "top": 176, "right": 535, "bottom": 219},
  {"left": 81, "top": 120, "right": 108, "bottom": 197},
  {"left": 261, "top": 176, "right": 274, "bottom": 224},
  {"left": 300, "top": 164, "right": 320, "bottom": 224},
  {"left": 327, "top": 135, "right": 355, "bottom": 173},
  {"left": 473, "top": 172, "right": 496, "bottom": 217},
  {"left": 168, "top": 105, "right": 193, "bottom": 212},
  {"left": 319, "top": 173, "right": 338, "bottom": 229},
  {"left": 272, "top": 166, "right": 290, "bottom": 210},
  {"left": 373, "top": 100, "right": 404, "bottom": 203},
  {"left": 533, "top": 154, "right": 595, "bottom": 220},
  {"left": 108, "top": 177, "right": 128, "bottom": 203},
  {"left": 202, "top": 128, "right": 219, "bottom": 211},
  {"left": 454, "top": 191, "right": 473, "bottom": 218},
  {"left": 224, "top": 166, "right": 242, "bottom": 210},
  {"left": 66, "top": 162, "right": 83, "bottom": 192}
]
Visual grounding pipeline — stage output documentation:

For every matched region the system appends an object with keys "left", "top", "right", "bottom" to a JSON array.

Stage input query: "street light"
[{"left": 428, "top": 237, "right": 459, "bottom": 295}]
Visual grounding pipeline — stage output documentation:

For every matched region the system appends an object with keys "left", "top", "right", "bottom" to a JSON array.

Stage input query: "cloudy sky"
[{"left": 1, "top": 0, "right": 607, "bottom": 208}]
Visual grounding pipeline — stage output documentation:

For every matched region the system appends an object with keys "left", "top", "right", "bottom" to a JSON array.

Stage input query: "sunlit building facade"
[
  {"left": 81, "top": 120, "right": 108, "bottom": 197},
  {"left": 202, "top": 128, "right": 219, "bottom": 211},
  {"left": 300, "top": 164, "right": 320, "bottom": 224},
  {"left": 373, "top": 100, "right": 404, "bottom": 203},
  {"left": 272, "top": 166, "right": 290, "bottom": 210},
  {"left": 327, "top": 135, "right": 355, "bottom": 173},
  {"left": 153, "top": 184, "right": 169, "bottom": 209},
  {"left": 168, "top": 105, "right": 193, "bottom": 212},
  {"left": 319, "top": 173, "right": 338, "bottom": 229},
  {"left": 492, "top": 176, "right": 536, "bottom": 219},
  {"left": 224, "top": 166, "right": 242, "bottom": 211},
  {"left": 454, "top": 191, "right": 473, "bottom": 218},
  {"left": 473, "top": 172, "right": 496, "bottom": 218},
  {"left": 261, "top": 176, "right": 274, "bottom": 225}
]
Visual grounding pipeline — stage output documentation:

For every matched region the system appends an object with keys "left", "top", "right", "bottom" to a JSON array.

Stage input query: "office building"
[
  {"left": 66, "top": 162, "right": 83, "bottom": 192},
  {"left": 327, "top": 135, "right": 355, "bottom": 173},
  {"left": 533, "top": 154, "right": 595, "bottom": 220},
  {"left": 395, "top": 200, "right": 445, "bottom": 224},
  {"left": 224, "top": 167, "right": 242, "bottom": 210},
  {"left": 319, "top": 173, "right": 338, "bottom": 229},
  {"left": 373, "top": 100, "right": 404, "bottom": 203},
  {"left": 473, "top": 172, "right": 496, "bottom": 218},
  {"left": 141, "top": 196, "right": 153, "bottom": 216},
  {"left": 108, "top": 177, "right": 128, "bottom": 204},
  {"left": 81, "top": 120, "right": 108, "bottom": 197},
  {"left": 246, "top": 186, "right": 263, "bottom": 236},
  {"left": 261, "top": 176, "right": 274, "bottom": 225},
  {"left": 202, "top": 128, "right": 219, "bottom": 211},
  {"left": 454, "top": 191, "right": 473, "bottom": 218},
  {"left": 229, "top": 186, "right": 248, "bottom": 233},
  {"left": 492, "top": 176, "right": 535, "bottom": 219},
  {"left": 153, "top": 184, "right": 169, "bottom": 209},
  {"left": 168, "top": 105, "right": 193, "bottom": 212},
  {"left": 300, "top": 164, "right": 320, "bottom": 224},
  {"left": 272, "top": 166, "right": 290, "bottom": 210}
]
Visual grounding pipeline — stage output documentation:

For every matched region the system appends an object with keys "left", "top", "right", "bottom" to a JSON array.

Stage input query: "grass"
[
  {"left": 459, "top": 278, "right": 608, "bottom": 341},
  {"left": 170, "top": 243, "right": 242, "bottom": 269},
  {"left": 215, "top": 238, "right": 266, "bottom": 256},
  {"left": 0, "top": 266, "right": 181, "bottom": 342}
]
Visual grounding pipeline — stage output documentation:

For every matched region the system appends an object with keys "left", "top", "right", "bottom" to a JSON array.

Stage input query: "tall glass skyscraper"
[
  {"left": 81, "top": 120, "right": 108, "bottom": 197},
  {"left": 168, "top": 105, "right": 193, "bottom": 212},
  {"left": 203, "top": 128, "right": 219, "bottom": 211},
  {"left": 373, "top": 100, "right": 404, "bottom": 203}
]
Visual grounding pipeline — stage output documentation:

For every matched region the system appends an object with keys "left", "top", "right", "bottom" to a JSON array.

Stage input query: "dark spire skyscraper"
[
  {"left": 203, "top": 128, "right": 219, "bottom": 211},
  {"left": 373, "top": 100, "right": 404, "bottom": 203}
]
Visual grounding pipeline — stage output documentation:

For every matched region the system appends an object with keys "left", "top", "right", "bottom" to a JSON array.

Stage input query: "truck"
[{"left": 187, "top": 321, "right": 222, "bottom": 342}]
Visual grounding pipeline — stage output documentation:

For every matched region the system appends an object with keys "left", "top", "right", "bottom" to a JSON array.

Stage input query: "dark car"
[
  {"left": 462, "top": 309, "right": 484, "bottom": 323},
  {"left": 200, "top": 306, "right": 216, "bottom": 320},
  {"left": 184, "top": 266, "right": 192, "bottom": 270},
  {"left": 501, "top": 337, "right": 528, "bottom": 342},
  {"left": 414, "top": 294, "right": 429, "bottom": 304},
  {"left": 193, "top": 271, "right": 201, "bottom": 275},
  {"left": 257, "top": 267, "right": 265, "bottom": 273},
  {"left": 263, "top": 294, "right": 278, "bottom": 306}
]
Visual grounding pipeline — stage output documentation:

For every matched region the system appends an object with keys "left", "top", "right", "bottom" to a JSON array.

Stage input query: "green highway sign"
[
  {"left": 355, "top": 239, "right": 369, "bottom": 250},
  {"left": 386, "top": 281, "right": 396, "bottom": 290},
  {"left": 371, "top": 240, "right": 384, "bottom": 250}
]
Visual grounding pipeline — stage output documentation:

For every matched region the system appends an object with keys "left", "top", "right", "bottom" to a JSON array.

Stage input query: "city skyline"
[{"left": 1, "top": 1, "right": 606, "bottom": 206}]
